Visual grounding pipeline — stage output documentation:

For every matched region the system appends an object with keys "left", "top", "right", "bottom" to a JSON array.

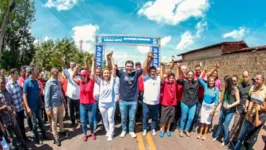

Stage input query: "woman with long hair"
[
  {"left": 72, "top": 56, "right": 97, "bottom": 141},
  {"left": 213, "top": 75, "right": 240, "bottom": 147},
  {"left": 96, "top": 51, "right": 117, "bottom": 142},
  {"left": 206, "top": 64, "right": 222, "bottom": 90},
  {"left": 197, "top": 67, "right": 220, "bottom": 140}
]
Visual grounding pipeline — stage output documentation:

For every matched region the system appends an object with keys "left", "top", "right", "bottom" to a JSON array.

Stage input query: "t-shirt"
[
  {"left": 138, "top": 76, "right": 144, "bottom": 92},
  {"left": 78, "top": 80, "right": 95, "bottom": 104},
  {"left": 116, "top": 69, "right": 142, "bottom": 101},
  {"left": 143, "top": 75, "right": 161, "bottom": 105},
  {"left": 23, "top": 77, "right": 42, "bottom": 110},
  {"left": 64, "top": 69, "right": 80, "bottom": 100},
  {"left": 97, "top": 76, "right": 116, "bottom": 106},
  {"left": 237, "top": 82, "right": 252, "bottom": 113},
  {"left": 60, "top": 76, "right": 68, "bottom": 96},
  {"left": 177, "top": 78, "right": 199, "bottom": 105},
  {"left": 18, "top": 76, "right": 26, "bottom": 88},
  {"left": 93, "top": 82, "right": 100, "bottom": 101},
  {"left": 194, "top": 74, "right": 206, "bottom": 99},
  {"left": 160, "top": 79, "right": 177, "bottom": 106},
  {"left": 198, "top": 77, "right": 219, "bottom": 106},
  {"left": 245, "top": 85, "right": 266, "bottom": 122},
  {"left": 215, "top": 79, "right": 222, "bottom": 90},
  {"left": 244, "top": 113, "right": 266, "bottom": 144}
]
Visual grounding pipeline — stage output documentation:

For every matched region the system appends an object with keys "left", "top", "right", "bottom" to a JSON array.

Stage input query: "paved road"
[{"left": 24, "top": 119, "right": 265, "bottom": 150}]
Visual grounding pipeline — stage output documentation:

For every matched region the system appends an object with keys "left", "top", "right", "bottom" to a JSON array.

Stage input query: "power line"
[
  {"left": 84, "top": 0, "right": 95, "bottom": 23},
  {"left": 242, "top": 16, "right": 266, "bottom": 41}
]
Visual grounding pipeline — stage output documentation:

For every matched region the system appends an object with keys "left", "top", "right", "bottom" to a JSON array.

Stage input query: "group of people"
[{"left": 0, "top": 51, "right": 265, "bottom": 150}]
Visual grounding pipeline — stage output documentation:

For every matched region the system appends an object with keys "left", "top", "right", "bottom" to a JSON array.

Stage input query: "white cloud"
[
  {"left": 44, "top": 36, "right": 49, "bottom": 41},
  {"left": 138, "top": 0, "right": 210, "bottom": 25},
  {"left": 176, "top": 31, "right": 194, "bottom": 50},
  {"left": 222, "top": 27, "right": 248, "bottom": 40},
  {"left": 136, "top": 46, "right": 150, "bottom": 54},
  {"left": 45, "top": 0, "right": 78, "bottom": 11},
  {"left": 176, "top": 20, "right": 207, "bottom": 50},
  {"left": 33, "top": 40, "right": 40, "bottom": 45},
  {"left": 161, "top": 36, "right": 171, "bottom": 47},
  {"left": 72, "top": 24, "right": 99, "bottom": 52}
]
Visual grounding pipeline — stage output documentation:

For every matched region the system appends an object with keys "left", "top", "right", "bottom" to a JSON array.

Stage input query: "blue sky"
[{"left": 31, "top": 0, "right": 266, "bottom": 66}]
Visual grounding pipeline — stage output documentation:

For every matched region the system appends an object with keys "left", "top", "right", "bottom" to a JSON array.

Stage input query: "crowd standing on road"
[{"left": 0, "top": 51, "right": 265, "bottom": 150}]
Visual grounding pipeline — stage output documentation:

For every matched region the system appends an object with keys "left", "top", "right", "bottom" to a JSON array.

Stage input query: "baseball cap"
[{"left": 77, "top": 70, "right": 90, "bottom": 78}]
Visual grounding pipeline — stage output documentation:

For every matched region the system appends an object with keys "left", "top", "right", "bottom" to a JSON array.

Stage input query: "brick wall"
[{"left": 178, "top": 50, "right": 266, "bottom": 85}]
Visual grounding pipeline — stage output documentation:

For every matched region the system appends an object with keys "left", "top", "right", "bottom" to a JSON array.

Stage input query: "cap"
[{"left": 77, "top": 70, "right": 90, "bottom": 78}]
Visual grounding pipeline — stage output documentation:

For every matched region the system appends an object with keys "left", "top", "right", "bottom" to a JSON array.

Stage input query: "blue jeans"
[
  {"left": 142, "top": 103, "right": 159, "bottom": 130},
  {"left": 31, "top": 108, "right": 46, "bottom": 140},
  {"left": 119, "top": 100, "right": 138, "bottom": 132},
  {"left": 80, "top": 103, "right": 96, "bottom": 135},
  {"left": 93, "top": 101, "right": 98, "bottom": 130},
  {"left": 215, "top": 108, "right": 234, "bottom": 145},
  {"left": 180, "top": 102, "right": 196, "bottom": 131},
  {"left": 234, "top": 119, "right": 253, "bottom": 150}
]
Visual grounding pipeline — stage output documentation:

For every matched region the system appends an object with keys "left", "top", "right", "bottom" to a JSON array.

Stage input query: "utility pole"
[
  {"left": 79, "top": 40, "right": 83, "bottom": 51},
  {"left": 0, "top": 0, "right": 16, "bottom": 53}
]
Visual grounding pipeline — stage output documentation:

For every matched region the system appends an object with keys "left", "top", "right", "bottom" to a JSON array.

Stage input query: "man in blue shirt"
[
  {"left": 23, "top": 68, "right": 47, "bottom": 144},
  {"left": 115, "top": 52, "right": 152, "bottom": 138},
  {"left": 45, "top": 67, "right": 67, "bottom": 146}
]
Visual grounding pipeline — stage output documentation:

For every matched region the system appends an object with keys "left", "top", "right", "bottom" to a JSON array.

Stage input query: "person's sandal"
[
  {"left": 184, "top": 131, "right": 191, "bottom": 137},
  {"left": 202, "top": 135, "right": 206, "bottom": 140},
  {"left": 197, "top": 134, "right": 201, "bottom": 139},
  {"left": 179, "top": 132, "right": 184, "bottom": 137}
]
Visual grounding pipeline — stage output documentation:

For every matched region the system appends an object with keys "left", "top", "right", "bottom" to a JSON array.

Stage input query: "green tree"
[
  {"left": 0, "top": 0, "right": 35, "bottom": 70},
  {"left": 34, "top": 38, "right": 92, "bottom": 71}
]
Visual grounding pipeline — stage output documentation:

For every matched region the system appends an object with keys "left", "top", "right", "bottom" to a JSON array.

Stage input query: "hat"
[{"left": 77, "top": 70, "right": 90, "bottom": 78}]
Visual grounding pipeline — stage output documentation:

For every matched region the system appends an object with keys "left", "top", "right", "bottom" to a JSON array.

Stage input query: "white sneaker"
[
  {"left": 129, "top": 132, "right": 136, "bottom": 138},
  {"left": 120, "top": 131, "right": 126, "bottom": 138},
  {"left": 152, "top": 130, "right": 156, "bottom": 136},
  {"left": 142, "top": 130, "right": 147, "bottom": 136},
  {"left": 212, "top": 138, "right": 217, "bottom": 142},
  {"left": 107, "top": 136, "right": 113, "bottom": 142},
  {"left": 220, "top": 142, "right": 225, "bottom": 147}
]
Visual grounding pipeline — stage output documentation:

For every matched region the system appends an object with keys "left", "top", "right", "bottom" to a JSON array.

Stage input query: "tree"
[
  {"left": 34, "top": 38, "right": 92, "bottom": 71},
  {"left": 0, "top": 0, "right": 35, "bottom": 70}
]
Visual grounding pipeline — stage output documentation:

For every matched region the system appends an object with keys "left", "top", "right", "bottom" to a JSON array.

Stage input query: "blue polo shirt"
[{"left": 23, "top": 77, "right": 41, "bottom": 110}]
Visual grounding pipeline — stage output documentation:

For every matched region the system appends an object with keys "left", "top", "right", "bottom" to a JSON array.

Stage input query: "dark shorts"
[{"left": 160, "top": 105, "right": 175, "bottom": 124}]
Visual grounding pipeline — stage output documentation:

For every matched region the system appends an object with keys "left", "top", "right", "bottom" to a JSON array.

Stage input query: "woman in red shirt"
[{"left": 72, "top": 56, "right": 96, "bottom": 141}]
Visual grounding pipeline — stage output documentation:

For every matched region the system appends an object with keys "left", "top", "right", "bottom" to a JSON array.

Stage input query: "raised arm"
[
  {"left": 61, "top": 56, "right": 66, "bottom": 71},
  {"left": 107, "top": 51, "right": 116, "bottom": 78},
  {"left": 84, "top": 56, "right": 89, "bottom": 72},
  {"left": 168, "top": 56, "right": 175, "bottom": 73},
  {"left": 206, "top": 63, "right": 219, "bottom": 77},
  {"left": 160, "top": 62, "right": 167, "bottom": 84},
  {"left": 71, "top": 64, "right": 81, "bottom": 84},
  {"left": 91, "top": 55, "right": 97, "bottom": 82},
  {"left": 143, "top": 52, "right": 153, "bottom": 76}
]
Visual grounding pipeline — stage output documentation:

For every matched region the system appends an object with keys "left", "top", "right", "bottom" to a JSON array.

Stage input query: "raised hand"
[
  {"left": 107, "top": 51, "right": 113, "bottom": 59},
  {"left": 76, "top": 64, "right": 81, "bottom": 68},
  {"left": 171, "top": 55, "right": 175, "bottom": 62},
  {"left": 176, "top": 63, "right": 181, "bottom": 68},
  {"left": 204, "top": 66, "right": 208, "bottom": 72},
  {"left": 92, "top": 55, "right": 96, "bottom": 62},
  {"left": 61, "top": 56, "right": 65, "bottom": 62},
  {"left": 84, "top": 56, "right": 88, "bottom": 61},
  {"left": 160, "top": 61, "right": 167, "bottom": 66},
  {"left": 214, "top": 63, "right": 219, "bottom": 68},
  {"left": 148, "top": 52, "right": 153, "bottom": 58}
]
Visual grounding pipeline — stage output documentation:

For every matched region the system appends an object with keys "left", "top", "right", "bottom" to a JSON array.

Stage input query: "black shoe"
[
  {"left": 60, "top": 132, "right": 70, "bottom": 137},
  {"left": 35, "top": 139, "right": 40, "bottom": 145},
  {"left": 54, "top": 140, "right": 61, "bottom": 146},
  {"left": 42, "top": 136, "right": 49, "bottom": 140}
]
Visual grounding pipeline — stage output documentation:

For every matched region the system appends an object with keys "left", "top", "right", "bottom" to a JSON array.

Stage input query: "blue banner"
[
  {"left": 96, "top": 35, "right": 159, "bottom": 46},
  {"left": 151, "top": 46, "right": 160, "bottom": 68},
  {"left": 95, "top": 45, "right": 103, "bottom": 67}
]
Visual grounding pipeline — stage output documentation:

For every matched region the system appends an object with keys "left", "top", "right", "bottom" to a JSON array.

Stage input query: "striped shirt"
[{"left": 6, "top": 81, "right": 24, "bottom": 112}]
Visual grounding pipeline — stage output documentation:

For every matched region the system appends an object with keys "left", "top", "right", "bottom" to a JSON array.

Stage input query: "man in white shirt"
[
  {"left": 61, "top": 58, "right": 80, "bottom": 129},
  {"left": 142, "top": 66, "right": 161, "bottom": 136}
]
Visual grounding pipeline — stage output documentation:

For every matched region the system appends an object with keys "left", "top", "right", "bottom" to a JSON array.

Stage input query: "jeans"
[
  {"left": 175, "top": 102, "right": 182, "bottom": 130},
  {"left": 99, "top": 103, "right": 116, "bottom": 137},
  {"left": 119, "top": 100, "right": 138, "bottom": 132},
  {"left": 94, "top": 101, "right": 99, "bottom": 130},
  {"left": 215, "top": 108, "right": 234, "bottom": 145},
  {"left": 68, "top": 98, "right": 80, "bottom": 125},
  {"left": 180, "top": 102, "right": 196, "bottom": 131},
  {"left": 192, "top": 101, "right": 202, "bottom": 130},
  {"left": 31, "top": 108, "right": 47, "bottom": 140},
  {"left": 15, "top": 110, "right": 27, "bottom": 139},
  {"left": 234, "top": 119, "right": 253, "bottom": 150},
  {"left": 80, "top": 103, "right": 96, "bottom": 135},
  {"left": 142, "top": 103, "right": 159, "bottom": 130}
]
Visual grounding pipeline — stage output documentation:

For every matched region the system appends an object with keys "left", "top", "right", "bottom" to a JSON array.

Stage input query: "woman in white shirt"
[{"left": 95, "top": 51, "right": 116, "bottom": 142}]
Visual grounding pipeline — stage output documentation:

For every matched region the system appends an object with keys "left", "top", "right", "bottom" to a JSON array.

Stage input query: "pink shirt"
[
  {"left": 215, "top": 79, "right": 222, "bottom": 90},
  {"left": 18, "top": 76, "right": 26, "bottom": 88},
  {"left": 78, "top": 80, "right": 95, "bottom": 104}
]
